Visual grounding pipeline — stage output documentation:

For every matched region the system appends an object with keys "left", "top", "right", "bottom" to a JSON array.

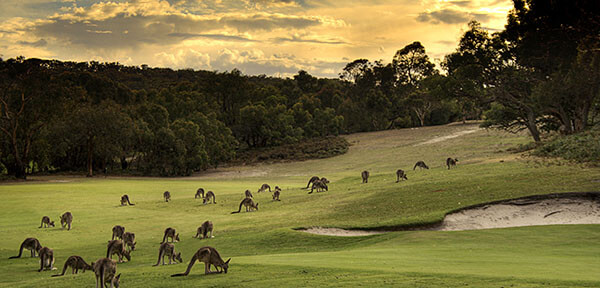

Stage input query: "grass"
[{"left": 0, "top": 123, "right": 599, "bottom": 287}]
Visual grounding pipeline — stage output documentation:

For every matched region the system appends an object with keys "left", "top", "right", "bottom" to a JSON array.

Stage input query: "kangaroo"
[
  {"left": 272, "top": 190, "right": 281, "bottom": 201},
  {"left": 195, "top": 188, "right": 205, "bottom": 199},
  {"left": 120, "top": 195, "right": 134, "bottom": 206},
  {"left": 274, "top": 186, "right": 281, "bottom": 191},
  {"left": 153, "top": 242, "right": 183, "bottom": 266},
  {"left": 305, "top": 176, "right": 320, "bottom": 188},
  {"left": 162, "top": 227, "right": 180, "bottom": 243},
  {"left": 122, "top": 232, "right": 136, "bottom": 251},
  {"left": 309, "top": 179, "right": 328, "bottom": 194},
  {"left": 413, "top": 161, "right": 429, "bottom": 170},
  {"left": 231, "top": 198, "right": 258, "bottom": 214},
  {"left": 361, "top": 170, "right": 369, "bottom": 183},
  {"left": 38, "top": 246, "right": 56, "bottom": 272},
  {"left": 106, "top": 240, "right": 131, "bottom": 263},
  {"left": 244, "top": 189, "right": 253, "bottom": 198},
  {"left": 60, "top": 211, "right": 73, "bottom": 230},
  {"left": 39, "top": 216, "right": 55, "bottom": 228},
  {"left": 194, "top": 221, "right": 214, "bottom": 239},
  {"left": 112, "top": 225, "right": 125, "bottom": 240},
  {"left": 163, "top": 191, "right": 171, "bottom": 202},
  {"left": 92, "top": 258, "right": 120, "bottom": 288},
  {"left": 396, "top": 169, "right": 408, "bottom": 182},
  {"left": 9, "top": 237, "right": 42, "bottom": 259},
  {"left": 171, "top": 246, "right": 230, "bottom": 276},
  {"left": 203, "top": 191, "right": 216, "bottom": 204},
  {"left": 446, "top": 157, "right": 458, "bottom": 169},
  {"left": 257, "top": 183, "right": 271, "bottom": 193},
  {"left": 52, "top": 255, "right": 93, "bottom": 277}
]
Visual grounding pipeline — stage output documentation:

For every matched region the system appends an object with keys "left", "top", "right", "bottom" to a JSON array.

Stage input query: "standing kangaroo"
[
  {"left": 244, "top": 189, "right": 253, "bottom": 198},
  {"left": 92, "top": 258, "right": 120, "bottom": 288},
  {"left": 305, "top": 176, "right": 320, "bottom": 188},
  {"left": 112, "top": 225, "right": 125, "bottom": 240},
  {"left": 231, "top": 198, "right": 258, "bottom": 214},
  {"left": 257, "top": 183, "right": 271, "bottom": 193},
  {"left": 9, "top": 237, "right": 42, "bottom": 259},
  {"left": 361, "top": 170, "right": 369, "bottom": 183},
  {"left": 396, "top": 169, "right": 408, "bottom": 182},
  {"left": 38, "top": 246, "right": 56, "bottom": 272},
  {"left": 171, "top": 246, "right": 230, "bottom": 276},
  {"left": 52, "top": 255, "right": 93, "bottom": 277},
  {"left": 120, "top": 195, "right": 135, "bottom": 206},
  {"left": 162, "top": 227, "right": 180, "bottom": 243},
  {"left": 203, "top": 191, "right": 216, "bottom": 204},
  {"left": 446, "top": 157, "right": 458, "bottom": 169},
  {"left": 194, "top": 221, "right": 214, "bottom": 239},
  {"left": 195, "top": 188, "right": 205, "bottom": 199},
  {"left": 413, "top": 161, "right": 429, "bottom": 170},
  {"left": 272, "top": 190, "right": 281, "bottom": 201},
  {"left": 106, "top": 240, "right": 131, "bottom": 263},
  {"left": 122, "top": 232, "right": 136, "bottom": 251},
  {"left": 60, "top": 212, "right": 73, "bottom": 230},
  {"left": 153, "top": 242, "right": 183, "bottom": 266},
  {"left": 163, "top": 191, "right": 171, "bottom": 202},
  {"left": 39, "top": 216, "right": 55, "bottom": 228}
]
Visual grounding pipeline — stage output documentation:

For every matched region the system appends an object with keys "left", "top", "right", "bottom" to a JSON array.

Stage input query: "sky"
[{"left": 0, "top": 0, "right": 513, "bottom": 78}]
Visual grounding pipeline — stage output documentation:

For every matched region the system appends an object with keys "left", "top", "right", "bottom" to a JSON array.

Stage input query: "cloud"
[
  {"left": 416, "top": 8, "right": 490, "bottom": 24},
  {"left": 168, "top": 32, "right": 259, "bottom": 42},
  {"left": 154, "top": 48, "right": 211, "bottom": 70},
  {"left": 273, "top": 34, "right": 346, "bottom": 45},
  {"left": 17, "top": 38, "right": 47, "bottom": 47}
]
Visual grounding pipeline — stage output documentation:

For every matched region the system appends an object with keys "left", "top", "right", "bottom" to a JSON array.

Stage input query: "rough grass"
[
  {"left": 1, "top": 123, "right": 599, "bottom": 287},
  {"left": 233, "top": 136, "right": 349, "bottom": 164},
  {"left": 532, "top": 126, "right": 600, "bottom": 165}
]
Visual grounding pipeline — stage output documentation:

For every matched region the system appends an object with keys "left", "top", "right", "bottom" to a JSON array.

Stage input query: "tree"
[{"left": 393, "top": 42, "right": 436, "bottom": 87}]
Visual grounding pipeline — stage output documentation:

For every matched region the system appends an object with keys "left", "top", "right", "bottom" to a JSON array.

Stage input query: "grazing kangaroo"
[
  {"left": 52, "top": 255, "right": 92, "bottom": 277},
  {"left": 231, "top": 198, "right": 258, "bottom": 214},
  {"left": 162, "top": 227, "right": 180, "bottom": 243},
  {"left": 112, "top": 225, "right": 125, "bottom": 240},
  {"left": 306, "top": 176, "right": 320, "bottom": 188},
  {"left": 203, "top": 191, "right": 216, "bottom": 204},
  {"left": 9, "top": 237, "right": 42, "bottom": 259},
  {"left": 60, "top": 212, "right": 73, "bottom": 230},
  {"left": 171, "top": 246, "right": 230, "bottom": 276},
  {"left": 163, "top": 191, "right": 171, "bottom": 202},
  {"left": 446, "top": 157, "right": 458, "bottom": 169},
  {"left": 153, "top": 242, "right": 183, "bottom": 266},
  {"left": 195, "top": 188, "right": 205, "bottom": 199},
  {"left": 272, "top": 190, "right": 281, "bottom": 201},
  {"left": 120, "top": 195, "right": 134, "bottom": 206},
  {"left": 92, "top": 258, "right": 120, "bottom": 288},
  {"left": 38, "top": 246, "right": 56, "bottom": 272},
  {"left": 309, "top": 179, "right": 328, "bottom": 194},
  {"left": 39, "top": 216, "right": 55, "bottom": 228},
  {"left": 396, "top": 169, "right": 408, "bottom": 182},
  {"left": 122, "top": 232, "right": 136, "bottom": 251},
  {"left": 106, "top": 240, "right": 131, "bottom": 263},
  {"left": 361, "top": 170, "right": 369, "bottom": 183},
  {"left": 413, "top": 161, "right": 429, "bottom": 170},
  {"left": 257, "top": 183, "right": 271, "bottom": 193},
  {"left": 194, "top": 221, "right": 214, "bottom": 239}
]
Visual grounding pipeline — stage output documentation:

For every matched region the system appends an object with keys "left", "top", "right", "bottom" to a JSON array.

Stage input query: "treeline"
[{"left": 1, "top": 0, "right": 598, "bottom": 178}]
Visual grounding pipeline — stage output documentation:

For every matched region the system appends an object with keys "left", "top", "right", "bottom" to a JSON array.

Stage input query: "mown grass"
[{"left": 1, "top": 123, "right": 599, "bottom": 287}]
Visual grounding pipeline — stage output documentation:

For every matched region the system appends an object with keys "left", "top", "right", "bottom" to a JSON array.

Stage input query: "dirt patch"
[
  {"left": 414, "top": 127, "right": 480, "bottom": 146},
  {"left": 298, "top": 227, "right": 386, "bottom": 237},
  {"left": 299, "top": 193, "right": 600, "bottom": 235}
]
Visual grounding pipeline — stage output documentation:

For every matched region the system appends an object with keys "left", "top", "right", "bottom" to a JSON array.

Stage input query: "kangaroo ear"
[
  {"left": 133, "top": 242, "right": 137, "bottom": 245},
  {"left": 225, "top": 258, "right": 231, "bottom": 264},
  {"left": 116, "top": 273, "right": 121, "bottom": 280}
]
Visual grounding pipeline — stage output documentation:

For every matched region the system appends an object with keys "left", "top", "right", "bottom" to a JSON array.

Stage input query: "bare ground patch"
[{"left": 413, "top": 126, "right": 481, "bottom": 146}]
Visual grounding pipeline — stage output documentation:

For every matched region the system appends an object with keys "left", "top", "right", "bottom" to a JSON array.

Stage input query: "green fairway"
[{"left": 1, "top": 123, "right": 599, "bottom": 287}]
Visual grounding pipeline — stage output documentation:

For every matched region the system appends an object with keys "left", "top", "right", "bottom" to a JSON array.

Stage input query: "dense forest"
[{"left": 1, "top": 0, "right": 598, "bottom": 178}]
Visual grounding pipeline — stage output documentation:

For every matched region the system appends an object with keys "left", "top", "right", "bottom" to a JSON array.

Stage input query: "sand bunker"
[
  {"left": 414, "top": 127, "right": 480, "bottom": 146},
  {"left": 300, "top": 193, "right": 600, "bottom": 236}
]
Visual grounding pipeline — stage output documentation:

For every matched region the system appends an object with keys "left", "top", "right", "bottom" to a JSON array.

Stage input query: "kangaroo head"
[
  {"left": 222, "top": 258, "right": 231, "bottom": 274},
  {"left": 403, "top": 175, "right": 408, "bottom": 180},
  {"left": 130, "top": 241, "right": 137, "bottom": 251},
  {"left": 175, "top": 233, "right": 180, "bottom": 242},
  {"left": 255, "top": 203, "right": 259, "bottom": 210},
  {"left": 175, "top": 252, "right": 182, "bottom": 263},
  {"left": 123, "top": 250, "right": 131, "bottom": 261},
  {"left": 112, "top": 273, "right": 121, "bottom": 288},
  {"left": 455, "top": 158, "right": 459, "bottom": 162},
  {"left": 49, "top": 221, "right": 55, "bottom": 227}
]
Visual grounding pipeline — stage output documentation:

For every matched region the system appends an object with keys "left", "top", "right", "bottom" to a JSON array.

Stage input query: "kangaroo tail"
[
  {"left": 9, "top": 242, "right": 25, "bottom": 259},
  {"left": 305, "top": 179, "right": 312, "bottom": 188},
  {"left": 52, "top": 259, "right": 69, "bottom": 277},
  {"left": 106, "top": 246, "right": 112, "bottom": 258},
  {"left": 231, "top": 201, "right": 243, "bottom": 214},
  {"left": 99, "top": 264, "right": 106, "bottom": 288},
  {"left": 171, "top": 254, "right": 197, "bottom": 277},
  {"left": 38, "top": 252, "right": 46, "bottom": 272},
  {"left": 153, "top": 251, "right": 162, "bottom": 266},
  {"left": 39, "top": 219, "right": 43, "bottom": 228},
  {"left": 413, "top": 163, "right": 417, "bottom": 170},
  {"left": 161, "top": 233, "right": 167, "bottom": 244}
]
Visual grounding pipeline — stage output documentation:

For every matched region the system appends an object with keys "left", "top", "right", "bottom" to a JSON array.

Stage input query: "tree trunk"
[
  {"left": 86, "top": 136, "right": 94, "bottom": 177},
  {"left": 526, "top": 111, "right": 541, "bottom": 142}
]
